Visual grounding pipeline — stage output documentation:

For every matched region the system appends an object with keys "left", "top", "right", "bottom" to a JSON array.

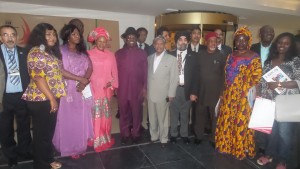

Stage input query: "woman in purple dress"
[{"left": 52, "top": 24, "right": 93, "bottom": 158}]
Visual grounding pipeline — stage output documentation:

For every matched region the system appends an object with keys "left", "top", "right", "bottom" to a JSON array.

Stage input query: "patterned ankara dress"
[{"left": 215, "top": 53, "right": 262, "bottom": 160}]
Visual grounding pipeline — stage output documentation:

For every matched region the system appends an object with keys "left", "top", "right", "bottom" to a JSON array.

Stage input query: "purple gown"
[{"left": 52, "top": 45, "right": 93, "bottom": 157}]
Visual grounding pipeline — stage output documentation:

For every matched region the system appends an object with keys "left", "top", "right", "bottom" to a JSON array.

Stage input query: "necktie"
[
  {"left": 194, "top": 46, "right": 196, "bottom": 52},
  {"left": 139, "top": 43, "right": 143, "bottom": 49},
  {"left": 7, "top": 49, "right": 20, "bottom": 85},
  {"left": 177, "top": 52, "right": 182, "bottom": 74}
]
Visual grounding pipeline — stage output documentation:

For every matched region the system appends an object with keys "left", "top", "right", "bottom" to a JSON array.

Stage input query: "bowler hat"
[{"left": 121, "top": 27, "right": 138, "bottom": 39}]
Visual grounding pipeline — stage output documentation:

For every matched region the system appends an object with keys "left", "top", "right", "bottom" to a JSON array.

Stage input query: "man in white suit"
[{"left": 147, "top": 36, "right": 178, "bottom": 147}]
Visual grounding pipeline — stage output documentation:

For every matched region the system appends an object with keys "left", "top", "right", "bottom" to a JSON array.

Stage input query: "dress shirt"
[
  {"left": 260, "top": 44, "right": 271, "bottom": 68},
  {"left": 153, "top": 51, "right": 164, "bottom": 73},
  {"left": 191, "top": 43, "right": 199, "bottom": 52},
  {"left": 177, "top": 49, "right": 187, "bottom": 75},
  {"left": 1, "top": 44, "right": 23, "bottom": 93},
  {"left": 137, "top": 42, "right": 145, "bottom": 50},
  {"left": 217, "top": 44, "right": 222, "bottom": 50}
]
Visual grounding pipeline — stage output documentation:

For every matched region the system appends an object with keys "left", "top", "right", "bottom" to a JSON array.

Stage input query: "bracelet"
[{"left": 277, "top": 82, "right": 282, "bottom": 87}]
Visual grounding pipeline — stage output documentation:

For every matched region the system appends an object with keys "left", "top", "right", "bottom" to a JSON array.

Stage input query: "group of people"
[
  {"left": 0, "top": 18, "right": 300, "bottom": 169},
  {"left": 0, "top": 19, "right": 118, "bottom": 169}
]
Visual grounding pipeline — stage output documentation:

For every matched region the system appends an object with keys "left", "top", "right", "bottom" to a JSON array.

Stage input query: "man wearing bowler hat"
[{"left": 115, "top": 27, "right": 148, "bottom": 144}]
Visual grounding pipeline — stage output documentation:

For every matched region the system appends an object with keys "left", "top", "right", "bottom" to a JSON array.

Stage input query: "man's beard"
[{"left": 177, "top": 44, "right": 187, "bottom": 51}]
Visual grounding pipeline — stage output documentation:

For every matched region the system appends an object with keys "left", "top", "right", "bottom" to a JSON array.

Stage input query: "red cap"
[{"left": 204, "top": 32, "right": 217, "bottom": 41}]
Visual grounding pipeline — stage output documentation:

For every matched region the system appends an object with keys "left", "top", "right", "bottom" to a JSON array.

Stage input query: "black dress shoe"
[
  {"left": 194, "top": 138, "right": 202, "bottom": 145},
  {"left": 209, "top": 141, "right": 216, "bottom": 148},
  {"left": 8, "top": 158, "right": 18, "bottom": 168},
  {"left": 170, "top": 137, "right": 177, "bottom": 144},
  {"left": 132, "top": 137, "right": 140, "bottom": 144},
  {"left": 121, "top": 137, "right": 129, "bottom": 144},
  {"left": 182, "top": 137, "right": 190, "bottom": 144},
  {"left": 161, "top": 143, "right": 167, "bottom": 148}
]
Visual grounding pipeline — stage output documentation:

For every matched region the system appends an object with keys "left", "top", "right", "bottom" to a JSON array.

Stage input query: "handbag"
[
  {"left": 275, "top": 93, "right": 300, "bottom": 122},
  {"left": 248, "top": 97, "right": 275, "bottom": 134}
]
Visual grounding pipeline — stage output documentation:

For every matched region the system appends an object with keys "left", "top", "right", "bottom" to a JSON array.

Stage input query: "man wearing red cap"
[
  {"left": 115, "top": 27, "right": 147, "bottom": 144},
  {"left": 191, "top": 32, "right": 226, "bottom": 147}
]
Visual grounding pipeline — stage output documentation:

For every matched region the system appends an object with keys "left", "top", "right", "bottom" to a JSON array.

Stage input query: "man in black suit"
[
  {"left": 250, "top": 25, "right": 274, "bottom": 68},
  {"left": 187, "top": 26, "right": 205, "bottom": 54},
  {"left": 0, "top": 25, "right": 32, "bottom": 168},
  {"left": 214, "top": 28, "right": 232, "bottom": 57},
  {"left": 148, "top": 26, "right": 170, "bottom": 55},
  {"left": 192, "top": 32, "right": 226, "bottom": 147},
  {"left": 169, "top": 31, "right": 198, "bottom": 144},
  {"left": 251, "top": 25, "right": 274, "bottom": 156},
  {"left": 137, "top": 27, "right": 151, "bottom": 56}
]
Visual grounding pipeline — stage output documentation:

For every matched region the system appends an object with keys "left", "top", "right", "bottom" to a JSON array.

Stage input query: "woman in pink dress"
[{"left": 87, "top": 27, "right": 118, "bottom": 152}]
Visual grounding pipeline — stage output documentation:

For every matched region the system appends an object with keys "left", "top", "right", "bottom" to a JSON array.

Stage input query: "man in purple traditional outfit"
[{"left": 115, "top": 27, "right": 147, "bottom": 144}]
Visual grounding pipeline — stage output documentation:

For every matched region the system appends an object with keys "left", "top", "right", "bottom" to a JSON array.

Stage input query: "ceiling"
[{"left": 1, "top": 0, "right": 300, "bottom": 28}]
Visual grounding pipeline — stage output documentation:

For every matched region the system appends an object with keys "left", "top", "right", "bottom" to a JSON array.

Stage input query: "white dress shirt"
[{"left": 153, "top": 51, "right": 164, "bottom": 73}]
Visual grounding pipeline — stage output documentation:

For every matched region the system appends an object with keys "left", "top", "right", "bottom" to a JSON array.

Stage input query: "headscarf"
[
  {"left": 87, "top": 27, "right": 110, "bottom": 43},
  {"left": 234, "top": 26, "right": 252, "bottom": 49}
]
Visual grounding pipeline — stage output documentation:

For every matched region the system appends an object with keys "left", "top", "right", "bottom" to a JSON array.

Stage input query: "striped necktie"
[
  {"left": 7, "top": 49, "right": 20, "bottom": 85},
  {"left": 177, "top": 52, "right": 182, "bottom": 74}
]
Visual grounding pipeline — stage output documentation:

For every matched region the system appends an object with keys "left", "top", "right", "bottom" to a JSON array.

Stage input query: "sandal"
[
  {"left": 50, "top": 161, "right": 62, "bottom": 169},
  {"left": 257, "top": 156, "right": 273, "bottom": 166}
]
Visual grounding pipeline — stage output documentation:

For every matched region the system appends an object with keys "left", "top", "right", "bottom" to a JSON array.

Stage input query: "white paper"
[
  {"left": 179, "top": 74, "right": 184, "bottom": 85},
  {"left": 82, "top": 84, "right": 92, "bottom": 99},
  {"left": 248, "top": 97, "right": 275, "bottom": 134},
  {"left": 262, "top": 66, "right": 291, "bottom": 94}
]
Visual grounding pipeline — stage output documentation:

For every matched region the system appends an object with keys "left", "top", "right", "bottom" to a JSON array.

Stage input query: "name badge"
[{"left": 179, "top": 74, "right": 184, "bottom": 85}]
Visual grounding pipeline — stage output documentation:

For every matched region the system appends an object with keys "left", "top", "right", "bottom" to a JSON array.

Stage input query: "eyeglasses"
[{"left": 1, "top": 33, "right": 16, "bottom": 38}]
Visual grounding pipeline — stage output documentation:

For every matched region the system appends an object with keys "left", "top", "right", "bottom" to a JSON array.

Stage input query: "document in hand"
[
  {"left": 248, "top": 97, "right": 275, "bottom": 134},
  {"left": 262, "top": 66, "right": 291, "bottom": 94}
]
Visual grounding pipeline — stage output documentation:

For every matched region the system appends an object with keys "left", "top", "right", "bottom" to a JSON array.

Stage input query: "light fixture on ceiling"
[{"left": 166, "top": 8, "right": 179, "bottom": 12}]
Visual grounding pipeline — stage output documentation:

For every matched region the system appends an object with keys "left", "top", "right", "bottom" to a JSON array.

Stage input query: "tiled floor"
[
  {"left": 0, "top": 97, "right": 298, "bottom": 169},
  {"left": 0, "top": 133, "right": 260, "bottom": 169}
]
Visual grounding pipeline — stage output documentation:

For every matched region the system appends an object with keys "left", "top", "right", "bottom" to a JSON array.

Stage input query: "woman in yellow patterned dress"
[{"left": 215, "top": 27, "right": 262, "bottom": 160}]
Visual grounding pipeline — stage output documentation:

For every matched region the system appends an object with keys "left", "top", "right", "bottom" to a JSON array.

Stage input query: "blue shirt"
[
  {"left": 260, "top": 43, "right": 271, "bottom": 68},
  {"left": 1, "top": 44, "right": 23, "bottom": 93}
]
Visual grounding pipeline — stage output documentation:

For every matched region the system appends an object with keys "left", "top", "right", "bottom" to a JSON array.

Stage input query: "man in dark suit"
[
  {"left": 251, "top": 25, "right": 274, "bottom": 156},
  {"left": 250, "top": 25, "right": 274, "bottom": 68},
  {"left": 137, "top": 27, "right": 151, "bottom": 56},
  {"left": 169, "top": 31, "right": 198, "bottom": 144},
  {"left": 187, "top": 26, "right": 205, "bottom": 54},
  {"left": 192, "top": 32, "right": 226, "bottom": 147},
  {"left": 148, "top": 26, "right": 170, "bottom": 56},
  {"left": 214, "top": 28, "right": 232, "bottom": 57},
  {"left": 0, "top": 25, "right": 32, "bottom": 168}
]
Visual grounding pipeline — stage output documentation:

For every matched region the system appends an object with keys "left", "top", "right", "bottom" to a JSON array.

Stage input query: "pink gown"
[{"left": 88, "top": 47, "right": 118, "bottom": 152}]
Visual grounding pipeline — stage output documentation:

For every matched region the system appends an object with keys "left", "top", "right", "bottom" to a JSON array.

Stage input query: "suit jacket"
[
  {"left": 169, "top": 49, "right": 198, "bottom": 100},
  {"left": 0, "top": 46, "right": 30, "bottom": 94},
  {"left": 147, "top": 52, "right": 178, "bottom": 102},
  {"left": 0, "top": 59, "right": 4, "bottom": 112},
  {"left": 144, "top": 43, "right": 151, "bottom": 56},
  {"left": 187, "top": 43, "right": 206, "bottom": 54},
  {"left": 220, "top": 45, "right": 232, "bottom": 57},
  {"left": 250, "top": 43, "right": 261, "bottom": 56}
]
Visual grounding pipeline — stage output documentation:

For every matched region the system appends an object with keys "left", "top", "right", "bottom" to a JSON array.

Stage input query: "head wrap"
[
  {"left": 204, "top": 32, "right": 217, "bottom": 41},
  {"left": 234, "top": 26, "right": 252, "bottom": 49},
  {"left": 174, "top": 31, "right": 190, "bottom": 43},
  {"left": 87, "top": 27, "right": 110, "bottom": 43}
]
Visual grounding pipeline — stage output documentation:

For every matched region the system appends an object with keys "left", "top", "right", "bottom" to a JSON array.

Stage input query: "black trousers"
[
  {"left": 0, "top": 92, "right": 32, "bottom": 160},
  {"left": 27, "top": 100, "right": 58, "bottom": 169},
  {"left": 194, "top": 104, "right": 216, "bottom": 142}
]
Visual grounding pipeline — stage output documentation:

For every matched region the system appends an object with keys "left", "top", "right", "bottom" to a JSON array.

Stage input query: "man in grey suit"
[{"left": 147, "top": 36, "right": 178, "bottom": 147}]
